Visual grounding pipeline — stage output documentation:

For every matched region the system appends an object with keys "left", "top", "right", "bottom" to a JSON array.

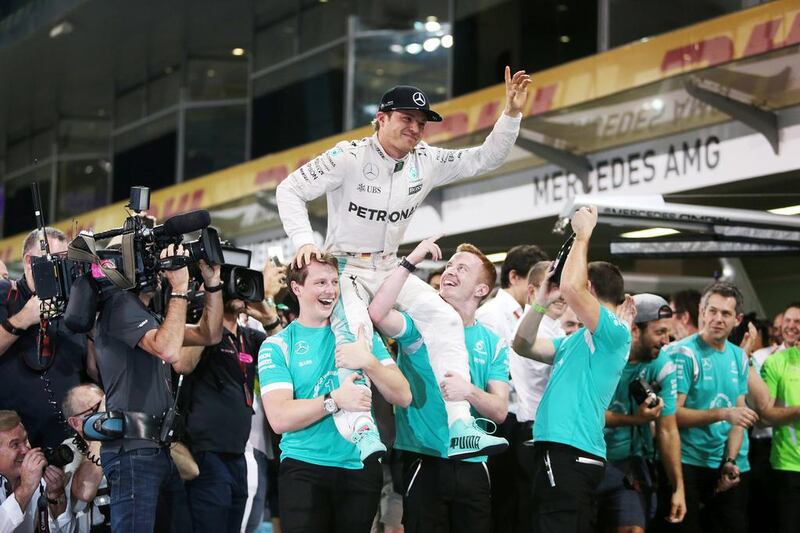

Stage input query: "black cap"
[{"left": 378, "top": 85, "right": 442, "bottom": 122}]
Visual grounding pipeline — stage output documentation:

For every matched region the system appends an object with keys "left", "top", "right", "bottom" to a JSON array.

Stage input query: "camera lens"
[
  {"left": 44, "top": 444, "right": 75, "bottom": 468},
  {"left": 234, "top": 273, "right": 255, "bottom": 296}
]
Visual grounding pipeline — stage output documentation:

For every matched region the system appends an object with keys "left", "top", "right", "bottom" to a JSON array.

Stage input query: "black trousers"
[
  {"left": 674, "top": 463, "right": 749, "bottom": 533},
  {"left": 748, "top": 438, "right": 775, "bottom": 533},
  {"left": 401, "top": 451, "right": 492, "bottom": 533},
  {"left": 278, "top": 457, "right": 382, "bottom": 533},
  {"left": 530, "top": 441, "right": 606, "bottom": 533},
  {"left": 487, "top": 413, "right": 535, "bottom": 533},
  {"left": 773, "top": 469, "right": 800, "bottom": 533}
]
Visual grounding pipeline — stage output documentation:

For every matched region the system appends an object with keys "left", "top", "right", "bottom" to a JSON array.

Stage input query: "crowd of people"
[{"left": 0, "top": 65, "right": 797, "bottom": 533}]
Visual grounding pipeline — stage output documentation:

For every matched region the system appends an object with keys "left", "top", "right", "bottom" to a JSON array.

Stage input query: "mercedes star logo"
[
  {"left": 362, "top": 162, "right": 379, "bottom": 180},
  {"left": 412, "top": 91, "right": 426, "bottom": 107}
]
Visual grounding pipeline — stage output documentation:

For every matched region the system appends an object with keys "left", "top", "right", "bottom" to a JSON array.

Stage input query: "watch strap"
[{"left": 1, "top": 319, "right": 26, "bottom": 336}]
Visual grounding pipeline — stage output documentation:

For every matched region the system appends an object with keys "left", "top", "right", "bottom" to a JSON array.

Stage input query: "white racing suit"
[{"left": 276, "top": 113, "right": 521, "bottom": 439}]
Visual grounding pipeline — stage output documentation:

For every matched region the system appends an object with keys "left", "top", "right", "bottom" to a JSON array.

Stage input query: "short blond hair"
[{"left": 0, "top": 410, "right": 21, "bottom": 433}]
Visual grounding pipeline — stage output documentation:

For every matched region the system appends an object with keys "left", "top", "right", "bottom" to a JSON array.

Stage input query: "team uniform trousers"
[
  {"left": 773, "top": 469, "right": 800, "bottom": 533},
  {"left": 401, "top": 452, "right": 491, "bottom": 533},
  {"left": 530, "top": 441, "right": 606, "bottom": 533},
  {"left": 278, "top": 458, "right": 382, "bottom": 533},
  {"left": 673, "top": 463, "right": 749, "bottom": 533}
]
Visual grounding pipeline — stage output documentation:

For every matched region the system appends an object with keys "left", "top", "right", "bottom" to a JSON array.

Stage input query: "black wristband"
[
  {"left": 170, "top": 293, "right": 190, "bottom": 301},
  {"left": 1, "top": 319, "right": 26, "bottom": 336},
  {"left": 264, "top": 317, "right": 281, "bottom": 331},
  {"left": 204, "top": 283, "right": 223, "bottom": 293},
  {"left": 400, "top": 257, "right": 416, "bottom": 273}
]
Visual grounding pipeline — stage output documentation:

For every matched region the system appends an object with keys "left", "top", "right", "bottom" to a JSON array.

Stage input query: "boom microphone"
[{"left": 155, "top": 210, "right": 211, "bottom": 238}]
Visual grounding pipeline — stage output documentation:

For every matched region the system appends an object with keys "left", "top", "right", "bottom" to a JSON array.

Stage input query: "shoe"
[
  {"left": 447, "top": 418, "right": 508, "bottom": 459},
  {"left": 352, "top": 423, "right": 387, "bottom": 462}
]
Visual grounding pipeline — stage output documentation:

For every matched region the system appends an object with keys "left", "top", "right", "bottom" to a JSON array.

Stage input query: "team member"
[
  {"left": 598, "top": 294, "right": 686, "bottom": 532},
  {"left": 275, "top": 67, "right": 529, "bottom": 458},
  {"left": 258, "top": 254, "right": 411, "bottom": 533},
  {"left": 475, "top": 245, "right": 547, "bottom": 533},
  {"left": 368, "top": 239, "right": 508, "bottom": 532},
  {"left": 669, "top": 282, "right": 757, "bottom": 533},
  {"left": 758, "top": 330, "right": 800, "bottom": 533},
  {"left": 513, "top": 206, "right": 635, "bottom": 532},
  {"left": 669, "top": 289, "right": 701, "bottom": 341}
]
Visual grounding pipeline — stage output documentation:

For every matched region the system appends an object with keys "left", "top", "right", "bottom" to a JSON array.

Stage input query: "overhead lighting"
[
  {"left": 389, "top": 44, "right": 404, "bottom": 54},
  {"left": 441, "top": 34, "right": 454, "bottom": 48},
  {"left": 423, "top": 37, "right": 440, "bottom": 52},
  {"left": 485, "top": 252, "right": 507, "bottom": 263},
  {"left": 651, "top": 98, "right": 664, "bottom": 111},
  {"left": 768, "top": 204, "right": 800, "bottom": 215},
  {"left": 49, "top": 21, "right": 74, "bottom": 38},
  {"left": 405, "top": 43, "right": 423, "bottom": 55},
  {"left": 425, "top": 20, "right": 441, "bottom": 32},
  {"left": 620, "top": 228, "right": 680, "bottom": 239},
  {"left": 559, "top": 35, "right": 570, "bottom": 43},
  {"left": 232, "top": 47, "right": 245, "bottom": 56}
]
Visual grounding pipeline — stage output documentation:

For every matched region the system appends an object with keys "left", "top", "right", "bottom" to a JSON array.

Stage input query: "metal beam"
[
  {"left": 685, "top": 81, "right": 779, "bottom": 154},
  {"left": 515, "top": 136, "right": 593, "bottom": 191}
]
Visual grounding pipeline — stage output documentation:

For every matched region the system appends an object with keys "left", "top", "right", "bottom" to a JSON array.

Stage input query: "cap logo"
[{"left": 412, "top": 92, "right": 426, "bottom": 107}]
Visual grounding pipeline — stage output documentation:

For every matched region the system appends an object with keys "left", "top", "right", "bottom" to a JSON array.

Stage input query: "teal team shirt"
[
  {"left": 669, "top": 334, "right": 749, "bottom": 470},
  {"left": 392, "top": 312, "right": 509, "bottom": 463},
  {"left": 257, "top": 321, "right": 393, "bottom": 469},
  {"left": 533, "top": 305, "right": 632, "bottom": 459},
  {"left": 604, "top": 350, "right": 678, "bottom": 462}
]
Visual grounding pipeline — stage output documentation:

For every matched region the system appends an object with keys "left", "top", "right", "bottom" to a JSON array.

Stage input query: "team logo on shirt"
[
  {"left": 473, "top": 340, "right": 487, "bottom": 355},
  {"left": 708, "top": 394, "right": 732, "bottom": 425},
  {"left": 357, "top": 183, "right": 382, "bottom": 194},
  {"left": 408, "top": 184, "right": 422, "bottom": 195},
  {"left": 330, "top": 147, "right": 343, "bottom": 158},
  {"left": 702, "top": 358, "right": 713, "bottom": 372},
  {"left": 408, "top": 166, "right": 420, "bottom": 184},
  {"left": 362, "top": 163, "right": 379, "bottom": 181},
  {"left": 295, "top": 341, "right": 310, "bottom": 355}
]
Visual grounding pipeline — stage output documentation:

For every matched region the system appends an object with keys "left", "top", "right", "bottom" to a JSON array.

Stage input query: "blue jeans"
[
  {"left": 101, "top": 447, "right": 190, "bottom": 533},
  {"left": 186, "top": 451, "right": 248, "bottom": 533}
]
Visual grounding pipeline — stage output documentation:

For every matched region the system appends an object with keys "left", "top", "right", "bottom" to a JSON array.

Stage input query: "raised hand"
[
  {"left": 406, "top": 236, "right": 442, "bottom": 266},
  {"left": 293, "top": 244, "right": 322, "bottom": 268},
  {"left": 504, "top": 66, "right": 532, "bottom": 117}
]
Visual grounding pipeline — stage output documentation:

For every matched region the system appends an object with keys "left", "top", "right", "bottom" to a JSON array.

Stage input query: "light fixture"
[
  {"left": 425, "top": 20, "right": 441, "bottom": 32},
  {"left": 423, "top": 37, "right": 440, "bottom": 52},
  {"left": 405, "top": 43, "right": 423, "bottom": 55},
  {"left": 441, "top": 34, "right": 454, "bottom": 48},
  {"left": 232, "top": 47, "right": 245, "bottom": 56},
  {"left": 389, "top": 44, "right": 404, "bottom": 54},
  {"left": 768, "top": 205, "right": 800, "bottom": 215},
  {"left": 49, "top": 21, "right": 74, "bottom": 38},
  {"left": 620, "top": 228, "right": 680, "bottom": 239},
  {"left": 206, "top": 69, "right": 216, "bottom": 78},
  {"left": 560, "top": 35, "right": 570, "bottom": 43},
  {"left": 651, "top": 98, "right": 664, "bottom": 111},
  {"left": 485, "top": 252, "right": 507, "bottom": 263}
]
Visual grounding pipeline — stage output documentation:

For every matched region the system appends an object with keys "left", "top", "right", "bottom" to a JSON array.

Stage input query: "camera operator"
[
  {"left": 0, "top": 228, "right": 89, "bottom": 450},
  {"left": 60, "top": 383, "right": 108, "bottom": 532},
  {"left": 0, "top": 410, "right": 71, "bottom": 532},
  {"left": 175, "top": 261, "right": 285, "bottom": 533},
  {"left": 597, "top": 294, "right": 686, "bottom": 532},
  {"left": 93, "top": 244, "right": 223, "bottom": 532}
]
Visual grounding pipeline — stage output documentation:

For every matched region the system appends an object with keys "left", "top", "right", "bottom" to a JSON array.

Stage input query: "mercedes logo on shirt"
[
  {"left": 362, "top": 162, "right": 380, "bottom": 180},
  {"left": 412, "top": 92, "right": 426, "bottom": 107}
]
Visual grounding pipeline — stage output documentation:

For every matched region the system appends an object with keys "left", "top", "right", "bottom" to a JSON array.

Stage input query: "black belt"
[{"left": 122, "top": 411, "right": 164, "bottom": 442}]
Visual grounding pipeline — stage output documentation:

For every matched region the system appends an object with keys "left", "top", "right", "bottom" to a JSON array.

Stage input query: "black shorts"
[
  {"left": 278, "top": 457, "right": 382, "bottom": 533},
  {"left": 531, "top": 441, "right": 606, "bottom": 533},
  {"left": 401, "top": 451, "right": 491, "bottom": 533}
]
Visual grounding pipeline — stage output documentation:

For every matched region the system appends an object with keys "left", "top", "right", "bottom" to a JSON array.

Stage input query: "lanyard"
[{"left": 234, "top": 330, "right": 253, "bottom": 408}]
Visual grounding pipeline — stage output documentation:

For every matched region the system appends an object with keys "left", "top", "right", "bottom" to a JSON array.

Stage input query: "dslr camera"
[{"left": 629, "top": 379, "right": 661, "bottom": 408}]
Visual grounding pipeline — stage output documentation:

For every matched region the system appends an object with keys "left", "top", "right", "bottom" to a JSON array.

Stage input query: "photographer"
[
  {"left": 0, "top": 410, "right": 71, "bottom": 532},
  {"left": 61, "top": 383, "right": 108, "bottom": 532},
  {"left": 176, "top": 260, "right": 285, "bottom": 533},
  {"left": 0, "top": 228, "right": 88, "bottom": 450},
  {"left": 94, "top": 244, "right": 223, "bottom": 532},
  {"left": 598, "top": 294, "right": 686, "bottom": 532}
]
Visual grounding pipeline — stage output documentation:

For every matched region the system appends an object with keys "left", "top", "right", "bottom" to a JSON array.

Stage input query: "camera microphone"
[{"left": 155, "top": 210, "right": 211, "bottom": 238}]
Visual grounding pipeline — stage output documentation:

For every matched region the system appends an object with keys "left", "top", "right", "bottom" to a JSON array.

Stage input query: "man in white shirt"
[
  {"left": 0, "top": 410, "right": 72, "bottom": 533},
  {"left": 475, "top": 245, "right": 547, "bottom": 533}
]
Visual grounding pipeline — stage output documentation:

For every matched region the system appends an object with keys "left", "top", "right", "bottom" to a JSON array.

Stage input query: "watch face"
[{"left": 324, "top": 398, "right": 337, "bottom": 413}]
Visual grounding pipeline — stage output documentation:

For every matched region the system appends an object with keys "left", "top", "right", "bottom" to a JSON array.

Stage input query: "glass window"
[
  {"left": 184, "top": 105, "right": 247, "bottom": 180},
  {"left": 298, "top": 2, "right": 348, "bottom": 52},
  {"left": 148, "top": 70, "right": 181, "bottom": 112},
  {"left": 254, "top": 19, "right": 298, "bottom": 71},
  {"left": 351, "top": 25, "right": 451, "bottom": 128},
  {"left": 252, "top": 44, "right": 345, "bottom": 156},
  {"left": 112, "top": 113, "right": 178, "bottom": 202},
  {"left": 187, "top": 58, "right": 248, "bottom": 101},
  {"left": 6, "top": 139, "right": 32, "bottom": 173},
  {"left": 609, "top": 0, "right": 742, "bottom": 48},
  {"left": 453, "top": 0, "right": 597, "bottom": 96},
  {"left": 56, "top": 159, "right": 110, "bottom": 219},
  {"left": 58, "top": 119, "right": 111, "bottom": 155},
  {"left": 3, "top": 166, "right": 52, "bottom": 236},
  {"left": 116, "top": 87, "right": 146, "bottom": 126}
]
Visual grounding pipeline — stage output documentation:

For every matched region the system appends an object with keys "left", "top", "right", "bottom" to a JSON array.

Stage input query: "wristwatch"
[{"left": 323, "top": 392, "right": 339, "bottom": 415}]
